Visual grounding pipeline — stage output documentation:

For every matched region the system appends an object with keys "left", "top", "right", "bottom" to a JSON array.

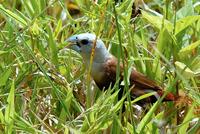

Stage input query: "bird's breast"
[
  {"left": 90, "top": 62, "right": 105, "bottom": 83},
  {"left": 91, "top": 57, "right": 118, "bottom": 90}
]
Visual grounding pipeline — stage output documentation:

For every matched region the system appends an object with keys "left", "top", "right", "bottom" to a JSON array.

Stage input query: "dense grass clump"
[{"left": 0, "top": 0, "right": 200, "bottom": 133}]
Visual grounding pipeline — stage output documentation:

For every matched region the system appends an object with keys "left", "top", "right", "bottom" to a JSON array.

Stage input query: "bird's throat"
[{"left": 84, "top": 53, "right": 112, "bottom": 84}]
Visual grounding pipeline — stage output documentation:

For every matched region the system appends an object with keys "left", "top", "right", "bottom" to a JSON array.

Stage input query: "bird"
[{"left": 66, "top": 33, "right": 176, "bottom": 104}]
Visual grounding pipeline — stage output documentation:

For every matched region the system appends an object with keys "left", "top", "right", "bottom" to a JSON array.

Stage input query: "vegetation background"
[{"left": 0, "top": 0, "right": 200, "bottom": 133}]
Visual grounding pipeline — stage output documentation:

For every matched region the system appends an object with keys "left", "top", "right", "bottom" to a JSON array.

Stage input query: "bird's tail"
[{"left": 157, "top": 90, "right": 176, "bottom": 101}]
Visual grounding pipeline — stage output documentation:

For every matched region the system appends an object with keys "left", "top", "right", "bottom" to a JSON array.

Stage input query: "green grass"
[{"left": 0, "top": 0, "right": 200, "bottom": 133}]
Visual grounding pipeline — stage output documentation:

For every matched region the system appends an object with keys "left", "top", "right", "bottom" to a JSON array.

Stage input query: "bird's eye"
[{"left": 80, "top": 39, "right": 89, "bottom": 45}]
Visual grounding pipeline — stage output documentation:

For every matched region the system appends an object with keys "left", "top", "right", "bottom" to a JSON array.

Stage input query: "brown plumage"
[{"left": 93, "top": 56, "right": 175, "bottom": 103}]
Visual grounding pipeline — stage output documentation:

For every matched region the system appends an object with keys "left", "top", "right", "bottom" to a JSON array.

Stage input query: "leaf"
[
  {"left": 81, "top": 117, "right": 90, "bottom": 132},
  {"left": 178, "top": 104, "right": 195, "bottom": 133},
  {"left": 136, "top": 101, "right": 160, "bottom": 133},
  {"left": 0, "top": 109, "right": 4, "bottom": 124},
  {"left": 141, "top": 10, "right": 173, "bottom": 32},
  {"left": 111, "top": 94, "right": 125, "bottom": 113},
  {"left": 126, "top": 121, "right": 134, "bottom": 134},
  {"left": 23, "top": 0, "right": 34, "bottom": 17},
  {"left": 178, "top": 40, "right": 200, "bottom": 57},
  {"left": 0, "top": 50, "right": 8, "bottom": 55},
  {"left": 194, "top": 2, "right": 200, "bottom": 12},
  {"left": 187, "top": 119, "right": 200, "bottom": 134},
  {"left": 5, "top": 80, "right": 15, "bottom": 134},
  {"left": 176, "top": 0, "right": 194, "bottom": 20},
  {"left": 175, "top": 16, "right": 200, "bottom": 35},
  {"left": 116, "top": 0, "right": 134, "bottom": 22},
  {"left": 0, "top": 68, "right": 12, "bottom": 87},
  {"left": 175, "top": 61, "right": 195, "bottom": 79},
  {"left": 0, "top": 4, "right": 27, "bottom": 27},
  {"left": 30, "top": 19, "right": 40, "bottom": 35},
  {"left": 147, "top": 111, "right": 164, "bottom": 133},
  {"left": 153, "top": 28, "right": 171, "bottom": 80},
  {"left": 92, "top": 119, "right": 112, "bottom": 132},
  {"left": 54, "top": 19, "right": 62, "bottom": 39},
  {"left": 131, "top": 92, "right": 156, "bottom": 104},
  {"left": 190, "top": 56, "right": 200, "bottom": 74},
  {"left": 14, "top": 114, "right": 37, "bottom": 133},
  {"left": 59, "top": 89, "right": 73, "bottom": 126},
  {"left": 30, "top": 0, "right": 40, "bottom": 14},
  {"left": 153, "top": 28, "right": 177, "bottom": 80},
  {"left": 46, "top": 26, "right": 59, "bottom": 66}
]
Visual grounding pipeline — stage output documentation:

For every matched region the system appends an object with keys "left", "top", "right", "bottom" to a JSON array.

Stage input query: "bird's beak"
[
  {"left": 66, "top": 35, "right": 81, "bottom": 52},
  {"left": 67, "top": 35, "right": 78, "bottom": 43}
]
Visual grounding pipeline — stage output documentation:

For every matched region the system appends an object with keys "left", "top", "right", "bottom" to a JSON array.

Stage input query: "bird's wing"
[
  {"left": 130, "top": 69, "right": 176, "bottom": 101},
  {"left": 100, "top": 56, "right": 161, "bottom": 91},
  {"left": 130, "top": 69, "right": 162, "bottom": 91},
  {"left": 103, "top": 56, "right": 162, "bottom": 91},
  {"left": 95, "top": 56, "right": 175, "bottom": 101}
]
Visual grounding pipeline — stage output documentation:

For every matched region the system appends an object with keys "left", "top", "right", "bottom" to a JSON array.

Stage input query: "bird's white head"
[{"left": 67, "top": 33, "right": 111, "bottom": 65}]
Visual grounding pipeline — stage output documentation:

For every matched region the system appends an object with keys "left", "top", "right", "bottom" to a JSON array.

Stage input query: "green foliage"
[{"left": 0, "top": 0, "right": 200, "bottom": 133}]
